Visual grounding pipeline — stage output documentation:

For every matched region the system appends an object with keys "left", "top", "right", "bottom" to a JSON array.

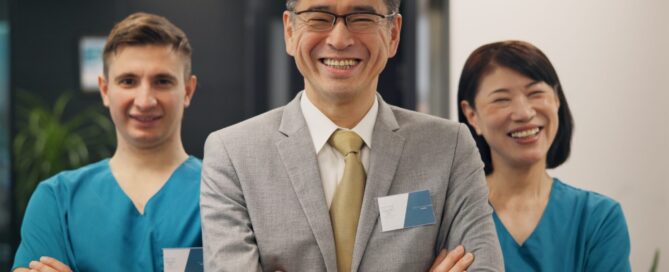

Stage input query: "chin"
[
  {"left": 136, "top": 140, "right": 167, "bottom": 149},
  {"left": 320, "top": 86, "right": 359, "bottom": 100},
  {"left": 127, "top": 134, "right": 163, "bottom": 146},
  {"left": 514, "top": 155, "right": 547, "bottom": 168}
]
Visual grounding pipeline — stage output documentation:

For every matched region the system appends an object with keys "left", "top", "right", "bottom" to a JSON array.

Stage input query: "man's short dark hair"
[
  {"left": 457, "top": 40, "right": 574, "bottom": 175},
  {"left": 103, "top": 12, "right": 192, "bottom": 79},
  {"left": 285, "top": 0, "right": 401, "bottom": 13}
]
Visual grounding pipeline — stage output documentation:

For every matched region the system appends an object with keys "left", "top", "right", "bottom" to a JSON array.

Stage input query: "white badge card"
[
  {"left": 377, "top": 190, "right": 436, "bottom": 232},
  {"left": 163, "top": 247, "right": 204, "bottom": 272}
]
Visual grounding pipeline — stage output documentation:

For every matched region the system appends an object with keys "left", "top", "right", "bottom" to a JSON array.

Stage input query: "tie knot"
[{"left": 328, "top": 129, "right": 364, "bottom": 156}]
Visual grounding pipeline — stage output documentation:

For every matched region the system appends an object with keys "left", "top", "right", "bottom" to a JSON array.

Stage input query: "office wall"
[
  {"left": 0, "top": 0, "right": 6, "bottom": 20},
  {"left": 449, "top": 0, "right": 669, "bottom": 270}
]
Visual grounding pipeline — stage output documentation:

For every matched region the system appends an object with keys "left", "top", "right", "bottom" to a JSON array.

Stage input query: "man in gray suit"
[{"left": 200, "top": 0, "right": 503, "bottom": 271}]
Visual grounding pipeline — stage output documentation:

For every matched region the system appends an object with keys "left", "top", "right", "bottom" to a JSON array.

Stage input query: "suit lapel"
[
  {"left": 352, "top": 98, "right": 405, "bottom": 271},
  {"left": 275, "top": 93, "right": 337, "bottom": 271}
]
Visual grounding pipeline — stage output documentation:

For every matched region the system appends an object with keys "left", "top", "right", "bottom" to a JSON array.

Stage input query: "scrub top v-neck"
[
  {"left": 13, "top": 156, "right": 202, "bottom": 272},
  {"left": 493, "top": 178, "right": 631, "bottom": 272}
]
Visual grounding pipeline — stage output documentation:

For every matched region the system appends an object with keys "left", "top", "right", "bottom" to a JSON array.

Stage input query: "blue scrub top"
[
  {"left": 494, "top": 178, "right": 631, "bottom": 272},
  {"left": 13, "top": 156, "right": 202, "bottom": 271}
]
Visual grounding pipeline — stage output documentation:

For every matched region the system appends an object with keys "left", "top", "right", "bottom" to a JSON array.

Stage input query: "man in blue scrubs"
[{"left": 13, "top": 12, "right": 201, "bottom": 271}]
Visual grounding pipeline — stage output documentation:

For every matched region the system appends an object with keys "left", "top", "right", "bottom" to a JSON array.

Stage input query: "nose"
[
  {"left": 326, "top": 18, "right": 354, "bottom": 50},
  {"left": 134, "top": 83, "right": 158, "bottom": 110},
  {"left": 510, "top": 97, "right": 535, "bottom": 122}
]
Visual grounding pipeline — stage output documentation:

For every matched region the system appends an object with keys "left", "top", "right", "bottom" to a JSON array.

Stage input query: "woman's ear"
[{"left": 460, "top": 100, "right": 482, "bottom": 135}]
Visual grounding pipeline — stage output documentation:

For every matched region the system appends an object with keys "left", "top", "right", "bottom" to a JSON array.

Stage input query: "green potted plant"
[
  {"left": 13, "top": 90, "right": 115, "bottom": 218},
  {"left": 650, "top": 249, "right": 660, "bottom": 272}
]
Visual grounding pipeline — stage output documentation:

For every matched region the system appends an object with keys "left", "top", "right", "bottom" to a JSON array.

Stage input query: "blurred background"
[{"left": 0, "top": 0, "right": 667, "bottom": 271}]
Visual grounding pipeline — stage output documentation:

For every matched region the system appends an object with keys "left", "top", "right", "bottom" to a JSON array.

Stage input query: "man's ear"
[
  {"left": 98, "top": 75, "right": 110, "bottom": 107},
  {"left": 387, "top": 14, "right": 402, "bottom": 58},
  {"left": 183, "top": 75, "right": 197, "bottom": 108},
  {"left": 460, "top": 100, "right": 482, "bottom": 135},
  {"left": 283, "top": 11, "right": 295, "bottom": 57}
]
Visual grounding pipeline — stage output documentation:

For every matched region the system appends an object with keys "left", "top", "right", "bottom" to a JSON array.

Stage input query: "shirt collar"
[{"left": 300, "top": 92, "right": 378, "bottom": 153}]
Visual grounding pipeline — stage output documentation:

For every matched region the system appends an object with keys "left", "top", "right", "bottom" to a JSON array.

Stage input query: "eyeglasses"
[{"left": 290, "top": 10, "right": 397, "bottom": 33}]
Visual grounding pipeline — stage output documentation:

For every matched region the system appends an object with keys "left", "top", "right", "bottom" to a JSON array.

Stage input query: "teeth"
[
  {"left": 510, "top": 128, "right": 540, "bottom": 138},
  {"left": 323, "top": 59, "right": 358, "bottom": 68}
]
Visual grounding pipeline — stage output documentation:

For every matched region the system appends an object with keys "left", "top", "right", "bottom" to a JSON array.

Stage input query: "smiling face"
[
  {"left": 99, "top": 45, "right": 196, "bottom": 150},
  {"left": 461, "top": 66, "right": 560, "bottom": 170},
  {"left": 283, "top": 0, "right": 401, "bottom": 107}
]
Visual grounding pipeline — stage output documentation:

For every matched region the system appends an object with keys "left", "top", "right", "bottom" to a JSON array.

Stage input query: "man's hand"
[
  {"left": 429, "top": 245, "right": 474, "bottom": 272},
  {"left": 26, "top": 256, "right": 72, "bottom": 272}
]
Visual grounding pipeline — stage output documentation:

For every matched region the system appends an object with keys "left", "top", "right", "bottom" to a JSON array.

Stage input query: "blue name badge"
[
  {"left": 377, "top": 190, "right": 436, "bottom": 232},
  {"left": 163, "top": 247, "right": 204, "bottom": 272}
]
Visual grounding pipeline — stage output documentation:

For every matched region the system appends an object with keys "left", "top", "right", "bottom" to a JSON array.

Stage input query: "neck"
[
  {"left": 304, "top": 87, "right": 376, "bottom": 129},
  {"left": 486, "top": 159, "right": 552, "bottom": 201},
  {"left": 110, "top": 137, "right": 188, "bottom": 173}
]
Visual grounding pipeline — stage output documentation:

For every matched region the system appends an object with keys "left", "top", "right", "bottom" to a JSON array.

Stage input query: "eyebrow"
[
  {"left": 154, "top": 73, "right": 178, "bottom": 81},
  {"left": 525, "top": 81, "right": 542, "bottom": 88},
  {"left": 305, "top": 5, "right": 330, "bottom": 11},
  {"left": 113, "top": 73, "right": 178, "bottom": 82},
  {"left": 488, "top": 88, "right": 510, "bottom": 96},
  {"left": 305, "top": 5, "right": 379, "bottom": 13},
  {"left": 113, "top": 73, "right": 138, "bottom": 81},
  {"left": 487, "top": 80, "right": 543, "bottom": 96},
  {"left": 351, "top": 5, "right": 379, "bottom": 13}
]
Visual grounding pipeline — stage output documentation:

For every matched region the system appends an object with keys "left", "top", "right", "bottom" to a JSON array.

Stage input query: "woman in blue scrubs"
[
  {"left": 13, "top": 13, "right": 201, "bottom": 272},
  {"left": 457, "top": 40, "right": 631, "bottom": 271}
]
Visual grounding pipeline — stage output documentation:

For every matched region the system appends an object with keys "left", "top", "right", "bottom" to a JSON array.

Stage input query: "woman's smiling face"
[{"left": 461, "top": 66, "right": 561, "bottom": 170}]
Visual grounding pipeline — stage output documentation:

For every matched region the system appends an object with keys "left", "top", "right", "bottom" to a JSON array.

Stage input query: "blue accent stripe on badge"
[
  {"left": 185, "top": 248, "right": 204, "bottom": 272},
  {"left": 403, "top": 190, "right": 436, "bottom": 228}
]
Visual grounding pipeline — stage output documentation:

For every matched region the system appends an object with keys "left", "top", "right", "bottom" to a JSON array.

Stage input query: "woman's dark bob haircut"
[{"left": 457, "top": 40, "right": 574, "bottom": 175}]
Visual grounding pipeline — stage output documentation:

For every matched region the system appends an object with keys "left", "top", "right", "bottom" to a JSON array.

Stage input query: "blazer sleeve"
[
  {"left": 200, "top": 132, "right": 262, "bottom": 272},
  {"left": 441, "top": 124, "right": 504, "bottom": 271}
]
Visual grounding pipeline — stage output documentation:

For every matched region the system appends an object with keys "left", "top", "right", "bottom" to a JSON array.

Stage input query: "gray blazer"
[{"left": 201, "top": 93, "right": 503, "bottom": 271}]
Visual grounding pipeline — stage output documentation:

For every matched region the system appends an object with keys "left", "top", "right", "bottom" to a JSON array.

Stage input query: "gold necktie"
[{"left": 328, "top": 129, "right": 366, "bottom": 272}]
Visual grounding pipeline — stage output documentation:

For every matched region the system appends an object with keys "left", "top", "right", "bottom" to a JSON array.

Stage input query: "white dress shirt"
[{"left": 300, "top": 92, "right": 378, "bottom": 208}]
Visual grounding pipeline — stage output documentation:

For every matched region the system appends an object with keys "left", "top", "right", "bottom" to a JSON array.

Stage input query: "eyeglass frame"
[{"left": 288, "top": 9, "right": 398, "bottom": 33}]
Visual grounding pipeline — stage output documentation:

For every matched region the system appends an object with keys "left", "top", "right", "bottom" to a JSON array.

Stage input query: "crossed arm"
[
  {"left": 14, "top": 247, "right": 471, "bottom": 272},
  {"left": 14, "top": 257, "right": 72, "bottom": 272}
]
